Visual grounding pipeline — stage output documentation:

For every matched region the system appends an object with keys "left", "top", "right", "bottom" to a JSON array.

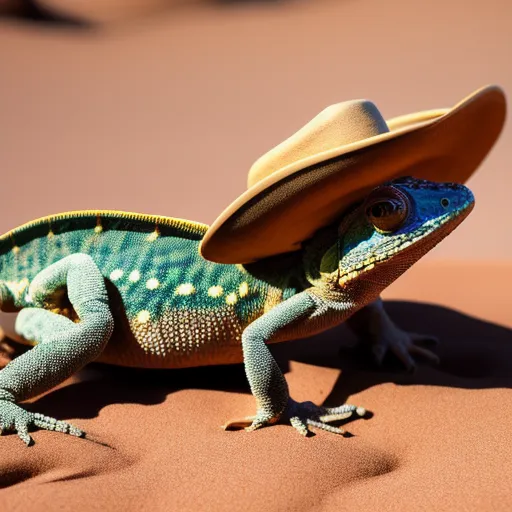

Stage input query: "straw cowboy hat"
[{"left": 200, "top": 85, "right": 506, "bottom": 264}]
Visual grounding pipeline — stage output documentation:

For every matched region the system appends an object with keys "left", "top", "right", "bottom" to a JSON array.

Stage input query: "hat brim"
[{"left": 200, "top": 85, "right": 506, "bottom": 264}]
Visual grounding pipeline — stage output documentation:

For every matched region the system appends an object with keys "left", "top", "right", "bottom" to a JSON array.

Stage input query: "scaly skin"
[
  {"left": 0, "top": 212, "right": 300, "bottom": 368},
  {"left": 0, "top": 177, "right": 474, "bottom": 444}
]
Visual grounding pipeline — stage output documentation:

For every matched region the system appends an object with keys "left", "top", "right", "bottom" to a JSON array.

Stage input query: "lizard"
[{"left": 0, "top": 176, "right": 474, "bottom": 445}]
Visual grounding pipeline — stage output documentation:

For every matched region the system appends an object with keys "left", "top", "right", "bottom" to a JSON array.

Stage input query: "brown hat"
[{"left": 200, "top": 85, "right": 506, "bottom": 264}]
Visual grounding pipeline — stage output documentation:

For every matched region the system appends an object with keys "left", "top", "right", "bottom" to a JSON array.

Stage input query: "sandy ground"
[{"left": 0, "top": 0, "right": 511, "bottom": 510}]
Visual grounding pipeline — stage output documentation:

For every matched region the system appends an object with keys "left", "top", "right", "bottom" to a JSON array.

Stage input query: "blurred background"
[{"left": 0, "top": 0, "right": 510, "bottom": 324}]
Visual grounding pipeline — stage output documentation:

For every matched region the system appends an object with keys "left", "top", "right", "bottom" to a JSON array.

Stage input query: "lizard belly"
[
  {"left": 97, "top": 303, "right": 252, "bottom": 369},
  {"left": 0, "top": 305, "right": 250, "bottom": 369}
]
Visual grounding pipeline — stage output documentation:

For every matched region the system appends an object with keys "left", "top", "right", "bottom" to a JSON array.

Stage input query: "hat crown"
[{"left": 248, "top": 99, "right": 390, "bottom": 188}]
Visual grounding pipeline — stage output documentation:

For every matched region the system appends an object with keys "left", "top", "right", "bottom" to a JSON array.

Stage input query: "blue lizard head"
[{"left": 305, "top": 177, "right": 474, "bottom": 297}]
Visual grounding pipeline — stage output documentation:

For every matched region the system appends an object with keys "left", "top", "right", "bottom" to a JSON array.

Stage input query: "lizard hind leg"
[
  {"left": 0, "top": 253, "right": 114, "bottom": 445},
  {"left": 346, "top": 298, "right": 439, "bottom": 372}
]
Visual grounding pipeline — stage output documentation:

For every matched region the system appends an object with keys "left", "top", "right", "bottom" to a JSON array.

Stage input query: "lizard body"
[
  {"left": 0, "top": 211, "right": 291, "bottom": 368},
  {"left": 0, "top": 177, "right": 474, "bottom": 444}
]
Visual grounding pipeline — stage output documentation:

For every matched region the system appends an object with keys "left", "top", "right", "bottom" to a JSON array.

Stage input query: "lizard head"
[{"left": 304, "top": 177, "right": 474, "bottom": 297}]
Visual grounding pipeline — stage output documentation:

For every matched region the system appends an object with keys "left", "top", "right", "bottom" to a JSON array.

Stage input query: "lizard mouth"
[{"left": 337, "top": 193, "right": 474, "bottom": 288}]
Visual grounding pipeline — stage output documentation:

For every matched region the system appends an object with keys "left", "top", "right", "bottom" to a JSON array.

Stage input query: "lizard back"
[{"left": 0, "top": 211, "right": 282, "bottom": 367}]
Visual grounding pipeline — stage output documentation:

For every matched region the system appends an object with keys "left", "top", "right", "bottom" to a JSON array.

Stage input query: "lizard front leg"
[
  {"left": 345, "top": 297, "right": 439, "bottom": 371},
  {"left": 0, "top": 254, "right": 114, "bottom": 445},
  {"left": 225, "top": 291, "right": 364, "bottom": 436}
]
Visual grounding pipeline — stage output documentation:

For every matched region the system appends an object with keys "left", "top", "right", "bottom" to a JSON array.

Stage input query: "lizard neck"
[
  {"left": 301, "top": 223, "right": 339, "bottom": 289},
  {"left": 241, "top": 250, "right": 309, "bottom": 302}
]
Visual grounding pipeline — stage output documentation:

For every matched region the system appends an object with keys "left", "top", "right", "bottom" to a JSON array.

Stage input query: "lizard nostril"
[{"left": 440, "top": 198, "right": 450, "bottom": 208}]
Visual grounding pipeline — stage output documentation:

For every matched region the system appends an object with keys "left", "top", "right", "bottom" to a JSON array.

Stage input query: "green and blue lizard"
[{"left": 0, "top": 176, "right": 474, "bottom": 445}]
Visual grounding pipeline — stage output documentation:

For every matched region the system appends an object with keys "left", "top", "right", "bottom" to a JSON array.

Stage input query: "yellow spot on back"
[
  {"left": 208, "top": 285, "right": 223, "bottom": 298},
  {"left": 239, "top": 282, "right": 249, "bottom": 298},
  {"left": 129, "top": 270, "right": 141, "bottom": 282},
  {"left": 94, "top": 225, "right": 103, "bottom": 234},
  {"left": 176, "top": 283, "right": 195, "bottom": 295},
  {"left": 7, "top": 278, "right": 30, "bottom": 298},
  {"left": 226, "top": 292, "right": 238, "bottom": 305},
  {"left": 146, "top": 278, "right": 160, "bottom": 290},
  {"left": 17, "top": 278, "right": 29, "bottom": 296},
  {"left": 47, "top": 230, "right": 55, "bottom": 239},
  {"left": 110, "top": 269, "right": 124, "bottom": 281},
  {"left": 12, "top": 246, "right": 20, "bottom": 255},
  {"left": 136, "top": 310, "right": 150, "bottom": 323},
  {"left": 147, "top": 229, "right": 160, "bottom": 242}
]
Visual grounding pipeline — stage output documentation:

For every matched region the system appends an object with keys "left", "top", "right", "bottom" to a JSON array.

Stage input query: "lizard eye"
[{"left": 365, "top": 186, "right": 410, "bottom": 233}]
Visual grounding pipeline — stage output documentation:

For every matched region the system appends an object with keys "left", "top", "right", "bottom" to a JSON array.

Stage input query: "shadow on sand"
[
  {"left": 0, "top": 1, "right": 90, "bottom": 27},
  {"left": 19, "top": 300, "right": 512, "bottom": 423},
  {"left": 0, "top": 0, "right": 295, "bottom": 28}
]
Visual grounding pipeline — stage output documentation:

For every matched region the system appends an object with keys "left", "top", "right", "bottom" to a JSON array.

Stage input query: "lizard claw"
[{"left": 0, "top": 399, "right": 84, "bottom": 446}]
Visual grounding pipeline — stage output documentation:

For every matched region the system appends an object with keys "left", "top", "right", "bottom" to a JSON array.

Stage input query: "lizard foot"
[
  {"left": 224, "top": 399, "right": 366, "bottom": 436},
  {"left": 0, "top": 399, "right": 84, "bottom": 446},
  {"left": 372, "top": 326, "right": 439, "bottom": 372}
]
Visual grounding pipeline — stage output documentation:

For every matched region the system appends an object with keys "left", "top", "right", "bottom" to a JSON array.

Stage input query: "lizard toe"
[
  {"left": 222, "top": 415, "right": 256, "bottom": 431},
  {"left": 285, "top": 399, "right": 364, "bottom": 436},
  {"left": 32, "top": 412, "right": 84, "bottom": 437},
  {"left": 371, "top": 326, "right": 440, "bottom": 371},
  {"left": 0, "top": 400, "right": 35, "bottom": 445},
  {"left": 0, "top": 399, "right": 84, "bottom": 445},
  {"left": 224, "top": 400, "right": 365, "bottom": 435}
]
